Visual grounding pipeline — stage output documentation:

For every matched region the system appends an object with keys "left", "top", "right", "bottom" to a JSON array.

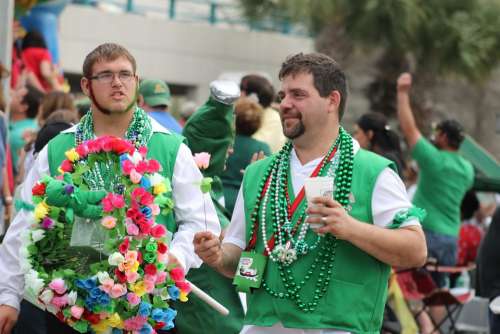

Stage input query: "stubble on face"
[{"left": 282, "top": 113, "right": 305, "bottom": 139}]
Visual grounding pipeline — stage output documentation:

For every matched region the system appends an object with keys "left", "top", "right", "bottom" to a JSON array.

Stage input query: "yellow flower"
[
  {"left": 90, "top": 320, "right": 110, "bottom": 334},
  {"left": 153, "top": 182, "right": 167, "bottom": 195},
  {"left": 34, "top": 201, "right": 49, "bottom": 221},
  {"left": 130, "top": 281, "right": 147, "bottom": 297},
  {"left": 107, "top": 313, "right": 123, "bottom": 328},
  {"left": 180, "top": 291, "right": 189, "bottom": 302},
  {"left": 65, "top": 148, "right": 80, "bottom": 162}
]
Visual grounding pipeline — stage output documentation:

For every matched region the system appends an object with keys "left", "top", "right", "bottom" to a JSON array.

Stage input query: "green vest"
[
  {"left": 242, "top": 149, "right": 394, "bottom": 333},
  {"left": 47, "top": 131, "right": 184, "bottom": 233}
]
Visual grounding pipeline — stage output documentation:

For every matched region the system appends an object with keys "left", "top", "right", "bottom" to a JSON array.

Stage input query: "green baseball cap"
[{"left": 139, "top": 79, "right": 171, "bottom": 107}]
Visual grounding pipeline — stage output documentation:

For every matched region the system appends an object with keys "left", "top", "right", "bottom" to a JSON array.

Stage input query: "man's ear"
[
  {"left": 137, "top": 95, "right": 145, "bottom": 107},
  {"left": 81, "top": 77, "right": 90, "bottom": 96},
  {"left": 327, "top": 90, "right": 341, "bottom": 114},
  {"left": 367, "top": 130, "right": 374, "bottom": 141}
]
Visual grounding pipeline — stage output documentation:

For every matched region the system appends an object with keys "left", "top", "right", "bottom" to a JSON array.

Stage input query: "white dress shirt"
[
  {"left": 224, "top": 140, "right": 418, "bottom": 334},
  {"left": 0, "top": 118, "right": 220, "bottom": 311}
]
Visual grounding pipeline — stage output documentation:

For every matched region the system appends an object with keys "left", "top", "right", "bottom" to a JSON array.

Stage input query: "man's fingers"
[{"left": 193, "top": 231, "right": 216, "bottom": 244}]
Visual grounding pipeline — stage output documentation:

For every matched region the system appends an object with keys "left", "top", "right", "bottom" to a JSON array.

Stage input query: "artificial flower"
[
  {"left": 96, "top": 271, "right": 110, "bottom": 284},
  {"left": 32, "top": 182, "right": 46, "bottom": 196},
  {"left": 75, "top": 143, "right": 89, "bottom": 157},
  {"left": 40, "top": 289, "right": 54, "bottom": 305},
  {"left": 193, "top": 152, "right": 211, "bottom": 170},
  {"left": 150, "top": 225, "right": 166, "bottom": 238},
  {"left": 48, "top": 278, "right": 67, "bottom": 295},
  {"left": 109, "top": 284, "right": 127, "bottom": 298},
  {"left": 34, "top": 202, "right": 49, "bottom": 221},
  {"left": 130, "top": 169, "right": 142, "bottom": 184},
  {"left": 51, "top": 294, "right": 69, "bottom": 308},
  {"left": 70, "top": 305, "right": 84, "bottom": 319},
  {"left": 126, "top": 223, "right": 139, "bottom": 236},
  {"left": 102, "top": 193, "right": 125, "bottom": 212},
  {"left": 65, "top": 148, "right": 80, "bottom": 162},
  {"left": 31, "top": 229, "right": 46, "bottom": 242},
  {"left": 67, "top": 291, "right": 77, "bottom": 305},
  {"left": 101, "top": 216, "right": 117, "bottom": 229},
  {"left": 108, "top": 252, "right": 125, "bottom": 266},
  {"left": 153, "top": 182, "right": 167, "bottom": 195},
  {"left": 41, "top": 217, "right": 55, "bottom": 229},
  {"left": 170, "top": 267, "right": 185, "bottom": 282},
  {"left": 60, "top": 159, "right": 74, "bottom": 173},
  {"left": 126, "top": 292, "right": 141, "bottom": 306}
]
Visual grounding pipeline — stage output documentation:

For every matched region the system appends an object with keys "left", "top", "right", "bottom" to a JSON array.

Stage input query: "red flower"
[
  {"left": 115, "top": 268, "right": 127, "bottom": 283},
  {"left": 150, "top": 225, "right": 166, "bottom": 238},
  {"left": 87, "top": 140, "right": 100, "bottom": 153},
  {"left": 175, "top": 281, "right": 191, "bottom": 293},
  {"left": 119, "top": 238, "right": 130, "bottom": 254},
  {"left": 60, "top": 159, "right": 73, "bottom": 173},
  {"left": 122, "top": 160, "right": 135, "bottom": 175},
  {"left": 144, "top": 264, "right": 157, "bottom": 276},
  {"left": 170, "top": 267, "right": 185, "bottom": 282},
  {"left": 32, "top": 183, "right": 46, "bottom": 196},
  {"left": 112, "top": 138, "right": 134, "bottom": 155},
  {"left": 157, "top": 242, "right": 168, "bottom": 254},
  {"left": 136, "top": 161, "right": 148, "bottom": 174},
  {"left": 75, "top": 143, "right": 89, "bottom": 157},
  {"left": 147, "top": 160, "right": 161, "bottom": 173},
  {"left": 137, "top": 251, "right": 143, "bottom": 264},
  {"left": 138, "top": 220, "right": 152, "bottom": 234},
  {"left": 154, "top": 322, "right": 166, "bottom": 330},
  {"left": 83, "top": 311, "right": 101, "bottom": 324}
]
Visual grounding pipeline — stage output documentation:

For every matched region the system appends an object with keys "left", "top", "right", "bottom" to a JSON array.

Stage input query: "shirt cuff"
[
  {"left": 222, "top": 237, "right": 246, "bottom": 250},
  {"left": 0, "top": 293, "right": 21, "bottom": 311}
]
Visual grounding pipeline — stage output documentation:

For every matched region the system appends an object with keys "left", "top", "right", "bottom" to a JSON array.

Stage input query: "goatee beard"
[{"left": 283, "top": 120, "right": 305, "bottom": 139}]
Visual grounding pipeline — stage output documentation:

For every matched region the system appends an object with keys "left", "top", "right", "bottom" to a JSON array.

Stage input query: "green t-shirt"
[
  {"left": 9, "top": 118, "right": 38, "bottom": 171},
  {"left": 412, "top": 137, "right": 474, "bottom": 236}
]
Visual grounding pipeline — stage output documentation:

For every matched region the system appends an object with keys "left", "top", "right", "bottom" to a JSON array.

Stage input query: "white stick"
[{"left": 186, "top": 279, "right": 230, "bottom": 316}]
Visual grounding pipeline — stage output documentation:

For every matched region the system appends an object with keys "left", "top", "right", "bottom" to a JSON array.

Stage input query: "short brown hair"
[
  {"left": 234, "top": 97, "right": 264, "bottom": 136},
  {"left": 82, "top": 43, "right": 136, "bottom": 78},
  {"left": 39, "top": 91, "right": 75, "bottom": 124},
  {"left": 279, "top": 52, "right": 348, "bottom": 119}
]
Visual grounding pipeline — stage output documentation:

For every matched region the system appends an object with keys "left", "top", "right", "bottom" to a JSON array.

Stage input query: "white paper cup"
[{"left": 304, "top": 177, "right": 335, "bottom": 229}]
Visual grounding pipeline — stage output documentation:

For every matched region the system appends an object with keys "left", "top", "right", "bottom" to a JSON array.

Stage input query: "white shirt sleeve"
[
  {"left": 0, "top": 146, "right": 50, "bottom": 311},
  {"left": 169, "top": 143, "right": 221, "bottom": 272},
  {"left": 223, "top": 186, "right": 246, "bottom": 249},
  {"left": 371, "top": 167, "right": 420, "bottom": 228}
]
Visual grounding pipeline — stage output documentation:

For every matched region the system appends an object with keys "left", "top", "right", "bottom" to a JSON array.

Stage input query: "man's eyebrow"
[{"left": 94, "top": 70, "right": 113, "bottom": 75}]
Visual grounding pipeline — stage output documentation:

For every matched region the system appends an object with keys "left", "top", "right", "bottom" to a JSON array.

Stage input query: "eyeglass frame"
[{"left": 87, "top": 70, "right": 137, "bottom": 85}]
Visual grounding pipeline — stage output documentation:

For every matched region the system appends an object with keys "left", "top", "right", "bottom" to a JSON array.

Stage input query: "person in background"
[
  {"left": 222, "top": 97, "right": 271, "bottom": 214},
  {"left": 0, "top": 63, "right": 13, "bottom": 234},
  {"left": 179, "top": 100, "right": 197, "bottom": 127},
  {"left": 9, "top": 84, "right": 44, "bottom": 176},
  {"left": 353, "top": 112, "right": 405, "bottom": 177},
  {"left": 21, "top": 30, "right": 62, "bottom": 93},
  {"left": 240, "top": 74, "right": 286, "bottom": 153},
  {"left": 397, "top": 72, "right": 474, "bottom": 328},
  {"left": 138, "top": 79, "right": 182, "bottom": 134}
]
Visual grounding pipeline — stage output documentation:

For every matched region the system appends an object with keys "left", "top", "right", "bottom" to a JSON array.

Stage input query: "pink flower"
[
  {"left": 70, "top": 305, "right": 84, "bottom": 319},
  {"left": 60, "top": 159, "right": 73, "bottom": 173},
  {"left": 41, "top": 217, "right": 55, "bottom": 229},
  {"left": 126, "top": 271, "right": 139, "bottom": 283},
  {"left": 130, "top": 169, "right": 142, "bottom": 184},
  {"left": 48, "top": 278, "right": 67, "bottom": 295},
  {"left": 51, "top": 294, "right": 68, "bottom": 308},
  {"left": 75, "top": 144, "right": 89, "bottom": 157},
  {"left": 157, "top": 252, "right": 169, "bottom": 264},
  {"left": 193, "top": 152, "right": 211, "bottom": 170},
  {"left": 109, "top": 284, "right": 127, "bottom": 298},
  {"left": 144, "top": 280, "right": 155, "bottom": 293},
  {"left": 99, "top": 278, "right": 114, "bottom": 294},
  {"left": 170, "top": 267, "right": 185, "bottom": 282},
  {"left": 101, "top": 216, "right": 117, "bottom": 229},
  {"left": 149, "top": 204, "right": 160, "bottom": 216},
  {"left": 87, "top": 140, "right": 101, "bottom": 153},
  {"left": 102, "top": 193, "right": 125, "bottom": 212},
  {"left": 100, "top": 136, "right": 114, "bottom": 152},
  {"left": 123, "top": 315, "right": 147, "bottom": 331},
  {"left": 122, "top": 160, "right": 135, "bottom": 175},
  {"left": 156, "top": 272, "right": 167, "bottom": 284},
  {"left": 138, "top": 146, "right": 148, "bottom": 157},
  {"left": 126, "top": 223, "right": 139, "bottom": 236},
  {"left": 126, "top": 293, "right": 141, "bottom": 306},
  {"left": 150, "top": 224, "right": 166, "bottom": 238}
]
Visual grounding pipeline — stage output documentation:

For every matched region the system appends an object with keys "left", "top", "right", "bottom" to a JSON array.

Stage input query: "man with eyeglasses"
[{"left": 0, "top": 43, "right": 226, "bottom": 333}]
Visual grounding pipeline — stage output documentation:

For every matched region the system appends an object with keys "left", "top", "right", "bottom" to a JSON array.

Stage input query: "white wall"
[{"left": 58, "top": 5, "right": 314, "bottom": 102}]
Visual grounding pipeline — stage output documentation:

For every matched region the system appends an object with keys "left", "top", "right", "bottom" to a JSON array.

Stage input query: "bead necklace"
[
  {"left": 248, "top": 127, "right": 354, "bottom": 312},
  {"left": 74, "top": 107, "right": 153, "bottom": 191}
]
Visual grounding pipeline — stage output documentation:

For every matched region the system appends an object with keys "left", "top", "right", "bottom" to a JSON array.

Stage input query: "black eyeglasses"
[{"left": 89, "top": 71, "right": 135, "bottom": 84}]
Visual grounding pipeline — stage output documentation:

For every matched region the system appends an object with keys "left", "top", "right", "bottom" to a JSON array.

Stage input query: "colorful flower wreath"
[{"left": 21, "top": 136, "right": 190, "bottom": 334}]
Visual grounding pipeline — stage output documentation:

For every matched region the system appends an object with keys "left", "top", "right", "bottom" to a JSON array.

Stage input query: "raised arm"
[{"left": 397, "top": 73, "right": 422, "bottom": 149}]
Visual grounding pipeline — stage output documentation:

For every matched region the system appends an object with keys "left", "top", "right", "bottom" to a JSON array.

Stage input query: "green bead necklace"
[
  {"left": 248, "top": 127, "right": 354, "bottom": 312},
  {"left": 74, "top": 107, "right": 153, "bottom": 191}
]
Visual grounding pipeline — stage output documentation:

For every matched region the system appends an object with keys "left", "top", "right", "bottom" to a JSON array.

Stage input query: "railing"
[{"left": 71, "top": 0, "right": 308, "bottom": 36}]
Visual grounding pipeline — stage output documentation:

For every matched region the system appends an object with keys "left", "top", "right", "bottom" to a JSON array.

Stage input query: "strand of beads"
[{"left": 263, "top": 128, "right": 355, "bottom": 312}]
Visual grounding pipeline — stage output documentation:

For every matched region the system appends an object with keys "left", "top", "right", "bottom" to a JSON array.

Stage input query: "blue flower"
[
  {"left": 85, "top": 286, "right": 110, "bottom": 310},
  {"left": 167, "top": 286, "right": 180, "bottom": 301},
  {"left": 151, "top": 307, "right": 177, "bottom": 326},
  {"left": 140, "top": 177, "right": 151, "bottom": 189},
  {"left": 141, "top": 206, "right": 152, "bottom": 219},
  {"left": 139, "top": 323, "right": 154, "bottom": 334},
  {"left": 138, "top": 301, "right": 152, "bottom": 317},
  {"left": 75, "top": 277, "right": 97, "bottom": 290},
  {"left": 119, "top": 154, "right": 129, "bottom": 162},
  {"left": 112, "top": 329, "right": 123, "bottom": 334}
]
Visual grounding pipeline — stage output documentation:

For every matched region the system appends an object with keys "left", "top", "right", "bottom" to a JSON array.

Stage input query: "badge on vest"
[{"left": 233, "top": 251, "right": 267, "bottom": 293}]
